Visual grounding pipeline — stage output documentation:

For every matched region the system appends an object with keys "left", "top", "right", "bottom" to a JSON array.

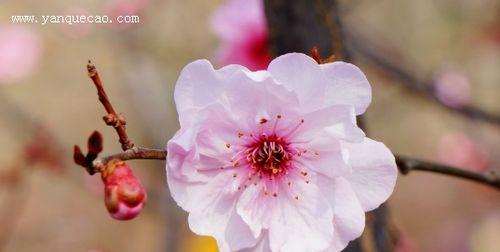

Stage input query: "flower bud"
[{"left": 101, "top": 159, "right": 146, "bottom": 220}]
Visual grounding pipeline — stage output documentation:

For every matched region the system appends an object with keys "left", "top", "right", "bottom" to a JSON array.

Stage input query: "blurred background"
[{"left": 0, "top": 0, "right": 499, "bottom": 251}]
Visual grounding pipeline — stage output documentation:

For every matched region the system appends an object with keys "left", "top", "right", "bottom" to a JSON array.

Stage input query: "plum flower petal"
[
  {"left": 343, "top": 138, "right": 398, "bottom": 211},
  {"left": 173, "top": 60, "right": 266, "bottom": 127},
  {"left": 240, "top": 231, "right": 272, "bottom": 252},
  {"left": 319, "top": 177, "right": 365, "bottom": 251},
  {"left": 166, "top": 53, "right": 398, "bottom": 252},
  {"left": 320, "top": 61, "right": 372, "bottom": 115},
  {"left": 268, "top": 53, "right": 327, "bottom": 112}
]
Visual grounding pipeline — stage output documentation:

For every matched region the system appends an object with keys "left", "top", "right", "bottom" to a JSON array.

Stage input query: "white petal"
[
  {"left": 288, "top": 105, "right": 365, "bottom": 144},
  {"left": 268, "top": 177, "right": 334, "bottom": 252},
  {"left": 332, "top": 178, "right": 365, "bottom": 251},
  {"left": 226, "top": 211, "right": 259, "bottom": 250},
  {"left": 167, "top": 171, "right": 235, "bottom": 214},
  {"left": 168, "top": 172, "right": 255, "bottom": 251},
  {"left": 223, "top": 70, "right": 300, "bottom": 132},
  {"left": 240, "top": 231, "right": 272, "bottom": 252},
  {"left": 294, "top": 146, "right": 350, "bottom": 179},
  {"left": 174, "top": 60, "right": 225, "bottom": 124},
  {"left": 321, "top": 61, "right": 372, "bottom": 115},
  {"left": 174, "top": 60, "right": 266, "bottom": 127},
  {"left": 318, "top": 177, "right": 365, "bottom": 252},
  {"left": 342, "top": 138, "right": 398, "bottom": 211},
  {"left": 268, "top": 53, "right": 326, "bottom": 112},
  {"left": 167, "top": 103, "right": 241, "bottom": 182},
  {"left": 236, "top": 183, "right": 272, "bottom": 238}
]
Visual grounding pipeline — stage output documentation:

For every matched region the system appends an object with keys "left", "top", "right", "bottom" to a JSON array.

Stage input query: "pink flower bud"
[{"left": 101, "top": 159, "right": 146, "bottom": 220}]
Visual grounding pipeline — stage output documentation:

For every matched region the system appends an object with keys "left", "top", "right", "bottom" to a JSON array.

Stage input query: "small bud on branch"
[{"left": 102, "top": 159, "right": 147, "bottom": 220}]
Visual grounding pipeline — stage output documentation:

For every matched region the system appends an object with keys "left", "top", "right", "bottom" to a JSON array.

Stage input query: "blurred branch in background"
[
  {"left": 396, "top": 155, "right": 500, "bottom": 190},
  {"left": 0, "top": 91, "right": 65, "bottom": 251},
  {"left": 346, "top": 31, "right": 500, "bottom": 126},
  {"left": 0, "top": 129, "right": 64, "bottom": 252}
]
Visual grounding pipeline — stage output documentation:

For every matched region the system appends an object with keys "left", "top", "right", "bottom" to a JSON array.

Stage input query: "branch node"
[{"left": 86, "top": 61, "right": 134, "bottom": 151}]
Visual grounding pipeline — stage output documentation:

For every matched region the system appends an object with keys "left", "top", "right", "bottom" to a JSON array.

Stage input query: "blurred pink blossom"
[
  {"left": 166, "top": 53, "right": 397, "bottom": 251},
  {"left": 434, "top": 69, "right": 471, "bottom": 108},
  {"left": 437, "top": 132, "right": 489, "bottom": 172},
  {"left": 0, "top": 25, "right": 42, "bottom": 83},
  {"left": 211, "top": 0, "right": 270, "bottom": 71},
  {"left": 104, "top": 0, "right": 148, "bottom": 31}
]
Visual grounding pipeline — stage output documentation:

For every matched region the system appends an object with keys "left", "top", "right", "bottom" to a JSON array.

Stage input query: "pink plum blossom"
[
  {"left": 166, "top": 53, "right": 398, "bottom": 252},
  {"left": 211, "top": 0, "right": 270, "bottom": 71},
  {"left": 437, "top": 132, "right": 489, "bottom": 172},
  {"left": 0, "top": 25, "right": 42, "bottom": 83},
  {"left": 434, "top": 69, "right": 471, "bottom": 108},
  {"left": 102, "top": 159, "right": 147, "bottom": 220}
]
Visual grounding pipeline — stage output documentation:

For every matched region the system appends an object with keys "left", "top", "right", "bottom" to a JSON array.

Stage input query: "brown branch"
[
  {"left": 75, "top": 143, "right": 166, "bottom": 174},
  {"left": 87, "top": 61, "right": 134, "bottom": 150},
  {"left": 92, "top": 147, "right": 166, "bottom": 171},
  {"left": 345, "top": 32, "right": 500, "bottom": 126},
  {"left": 396, "top": 155, "right": 500, "bottom": 190}
]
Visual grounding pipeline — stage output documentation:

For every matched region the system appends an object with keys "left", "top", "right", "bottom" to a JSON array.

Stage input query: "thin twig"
[
  {"left": 92, "top": 147, "right": 166, "bottom": 170},
  {"left": 396, "top": 155, "right": 500, "bottom": 190},
  {"left": 346, "top": 32, "right": 500, "bottom": 126},
  {"left": 87, "top": 61, "right": 134, "bottom": 150}
]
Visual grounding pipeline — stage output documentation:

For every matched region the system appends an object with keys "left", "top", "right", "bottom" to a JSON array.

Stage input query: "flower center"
[{"left": 247, "top": 134, "right": 291, "bottom": 176}]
